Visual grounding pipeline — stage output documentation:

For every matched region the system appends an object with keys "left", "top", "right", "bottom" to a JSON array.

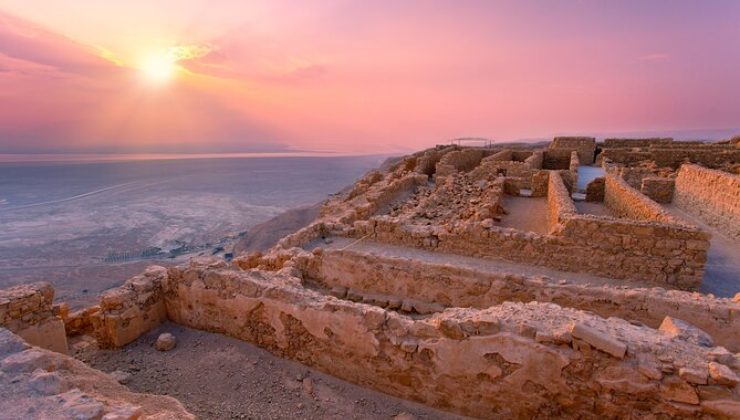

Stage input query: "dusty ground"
[
  {"left": 498, "top": 196, "right": 548, "bottom": 234},
  {"left": 82, "top": 323, "right": 467, "bottom": 420}
]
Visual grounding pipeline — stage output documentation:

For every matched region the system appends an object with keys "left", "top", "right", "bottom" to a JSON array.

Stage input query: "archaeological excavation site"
[{"left": 2, "top": 136, "right": 740, "bottom": 419}]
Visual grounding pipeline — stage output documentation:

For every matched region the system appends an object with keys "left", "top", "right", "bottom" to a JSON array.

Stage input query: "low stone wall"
[
  {"left": 543, "top": 150, "right": 572, "bottom": 170},
  {"left": 585, "top": 177, "right": 605, "bottom": 202},
  {"left": 303, "top": 249, "right": 740, "bottom": 352},
  {"left": 675, "top": 164, "right": 740, "bottom": 239},
  {"left": 602, "top": 138, "right": 673, "bottom": 148},
  {"left": 435, "top": 149, "right": 485, "bottom": 178},
  {"left": 547, "top": 170, "right": 577, "bottom": 232},
  {"left": 603, "top": 174, "right": 676, "bottom": 223},
  {"left": 92, "top": 266, "right": 169, "bottom": 348},
  {"left": 550, "top": 136, "right": 596, "bottom": 164},
  {"left": 0, "top": 282, "right": 68, "bottom": 354},
  {"left": 641, "top": 177, "right": 675, "bottom": 204},
  {"left": 600, "top": 144, "right": 740, "bottom": 169},
  {"left": 154, "top": 261, "right": 739, "bottom": 418}
]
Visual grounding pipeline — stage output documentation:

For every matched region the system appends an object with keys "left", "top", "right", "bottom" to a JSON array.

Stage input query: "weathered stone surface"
[
  {"left": 708, "top": 361, "right": 740, "bottom": 386},
  {"left": 570, "top": 322, "right": 626, "bottom": 358},
  {"left": 0, "top": 329, "right": 194, "bottom": 419},
  {"left": 659, "top": 316, "right": 714, "bottom": 347}
]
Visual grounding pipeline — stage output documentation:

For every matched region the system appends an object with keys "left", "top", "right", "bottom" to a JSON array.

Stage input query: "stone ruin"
[{"left": 1, "top": 136, "right": 739, "bottom": 418}]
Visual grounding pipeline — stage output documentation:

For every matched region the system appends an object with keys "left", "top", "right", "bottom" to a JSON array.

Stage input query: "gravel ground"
[{"left": 80, "top": 323, "right": 467, "bottom": 420}]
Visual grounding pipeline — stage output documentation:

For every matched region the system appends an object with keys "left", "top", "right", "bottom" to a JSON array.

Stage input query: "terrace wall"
[
  {"left": 674, "top": 164, "right": 740, "bottom": 239},
  {"left": 303, "top": 249, "right": 740, "bottom": 352},
  {"left": 0, "top": 282, "right": 68, "bottom": 353}
]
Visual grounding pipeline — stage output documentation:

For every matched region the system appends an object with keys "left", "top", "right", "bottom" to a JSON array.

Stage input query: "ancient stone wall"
[
  {"left": 525, "top": 150, "right": 544, "bottom": 169},
  {"left": 154, "top": 261, "right": 740, "bottom": 418},
  {"left": 675, "top": 164, "right": 740, "bottom": 239},
  {"left": 602, "top": 138, "right": 673, "bottom": 148},
  {"left": 549, "top": 136, "right": 596, "bottom": 164},
  {"left": 435, "top": 149, "right": 485, "bottom": 178},
  {"left": 600, "top": 143, "right": 740, "bottom": 170},
  {"left": 354, "top": 208, "right": 707, "bottom": 290},
  {"left": 92, "top": 266, "right": 168, "bottom": 348},
  {"left": 641, "top": 177, "right": 675, "bottom": 204},
  {"left": 585, "top": 177, "right": 605, "bottom": 202},
  {"left": 302, "top": 248, "right": 740, "bottom": 352},
  {"left": 547, "top": 170, "right": 577, "bottom": 232},
  {"left": 0, "top": 282, "right": 68, "bottom": 354},
  {"left": 603, "top": 174, "right": 676, "bottom": 223},
  {"left": 543, "top": 150, "right": 572, "bottom": 170}
]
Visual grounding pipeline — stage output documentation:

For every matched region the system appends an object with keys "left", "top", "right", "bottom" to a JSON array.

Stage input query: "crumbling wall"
[
  {"left": 675, "top": 164, "right": 740, "bottom": 239},
  {"left": 160, "top": 261, "right": 740, "bottom": 419},
  {"left": 549, "top": 136, "right": 596, "bottom": 164},
  {"left": 435, "top": 149, "right": 485, "bottom": 178},
  {"left": 302, "top": 249, "right": 740, "bottom": 352},
  {"left": 0, "top": 282, "right": 68, "bottom": 354},
  {"left": 641, "top": 177, "right": 675, "bottom": 204},
  {"left": 92, "top": 266, "right": 168, "bottom": 348}
]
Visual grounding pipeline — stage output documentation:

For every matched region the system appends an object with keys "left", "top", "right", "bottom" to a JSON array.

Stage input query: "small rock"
[
  {"left": 708, "top": 362, "right": 739, "bottom": 386},
  {"left": 394, "top": 412, "right": 416, "bottom": 420},
  {"left": 154, "top": 333, "right": 176, "bottom": 352}
]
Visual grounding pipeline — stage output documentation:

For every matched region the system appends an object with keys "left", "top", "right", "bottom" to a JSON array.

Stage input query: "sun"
[{"left": 139, "top": 53, "right": 177, "bottom": 85}]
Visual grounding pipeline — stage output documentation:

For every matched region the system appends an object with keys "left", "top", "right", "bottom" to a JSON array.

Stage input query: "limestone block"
[{"left": 570, "top": 323, "right": 626, "bottom": 358}]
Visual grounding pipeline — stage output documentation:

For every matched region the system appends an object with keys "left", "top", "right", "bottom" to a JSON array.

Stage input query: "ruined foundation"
[{"left": 1, "top": 137, "right": 739, "bottom": 419}]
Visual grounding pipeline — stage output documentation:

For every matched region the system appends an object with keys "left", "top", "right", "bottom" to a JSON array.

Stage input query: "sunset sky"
[{"left": 1, "top": 1, "right": 739, "bottom": 154}]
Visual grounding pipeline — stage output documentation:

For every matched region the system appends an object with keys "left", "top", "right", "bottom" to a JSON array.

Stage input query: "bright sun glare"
[{"left": 139, "top": 53, "right": 177, "bottom": 85}]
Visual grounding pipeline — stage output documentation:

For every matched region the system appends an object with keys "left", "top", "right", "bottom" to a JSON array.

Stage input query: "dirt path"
[{"left": 82, "top": 323, "right": 468, "bottom": 420}]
